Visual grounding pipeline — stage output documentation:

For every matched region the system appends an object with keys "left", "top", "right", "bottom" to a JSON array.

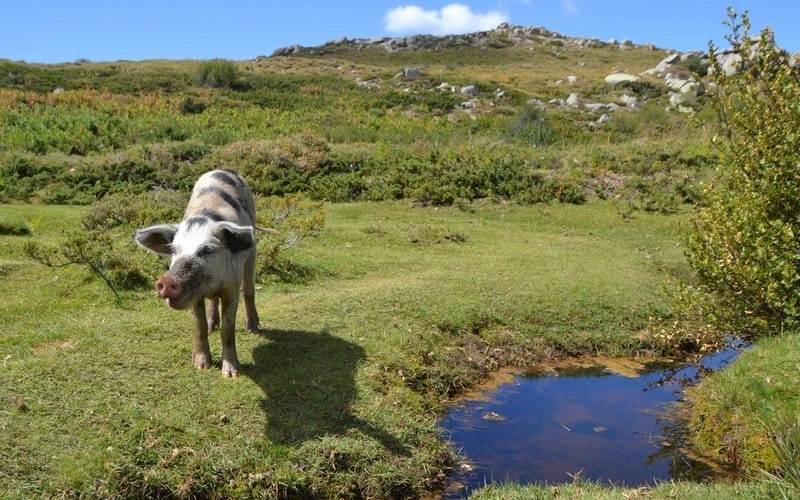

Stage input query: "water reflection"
[{"left": 440, "top": 341, "right": 748, "bottom": 497}]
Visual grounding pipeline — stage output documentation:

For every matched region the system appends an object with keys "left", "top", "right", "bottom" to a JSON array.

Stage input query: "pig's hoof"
[
  {"left": 246, "top": 320, "right": 260, "bottom": 332},
  {"left": 221, "top": 359, "right": 239, "bottom": 378},
  {"left": 193, "top": 352, "right": 212, "bottom": 370}
]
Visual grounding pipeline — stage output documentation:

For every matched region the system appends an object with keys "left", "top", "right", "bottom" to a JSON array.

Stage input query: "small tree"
[{"left": 678, "top": 9, "right": 800, "bottom": 338}]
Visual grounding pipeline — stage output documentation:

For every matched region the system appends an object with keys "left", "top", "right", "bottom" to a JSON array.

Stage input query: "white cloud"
[
  {"left": 384, "top": 3, "right": 508, "bottom": 35},
  {"left": 561, "top": 0, "right": 578, "bottom": 15}
]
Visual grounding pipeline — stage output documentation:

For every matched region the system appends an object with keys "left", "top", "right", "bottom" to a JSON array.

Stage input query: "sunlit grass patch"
[
  {"left": 0, "top": 200, "right": 686, "bottom": 496},
  {"left": 686, "top": 332, "right": 800, "bottom": 477}
]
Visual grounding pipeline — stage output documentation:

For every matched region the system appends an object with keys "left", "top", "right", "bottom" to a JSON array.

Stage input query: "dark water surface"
[{"left": 440, "top": 341, "right": 747, "bottom": 497}]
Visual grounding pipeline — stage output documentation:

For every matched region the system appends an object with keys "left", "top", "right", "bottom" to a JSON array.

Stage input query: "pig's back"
[{"left": 185, "top": 170, "right": 256, "bottom": 226}]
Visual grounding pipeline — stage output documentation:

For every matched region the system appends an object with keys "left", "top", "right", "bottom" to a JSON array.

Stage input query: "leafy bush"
[
  {"left": 0, "top": 140, "right": 212, "bottom": 204},
  {"left": 616, "top": 79, "right": 661, "bottom": 100},
  {"left": 25, "top": 192, "right": 186, "bottom": 302},
  {"left": 507, "top": 104, "right": 558, "bottom": 146},
  {"left": 178, "top": 95, "right": 208, "bottom": 114},
  {"left": 254, "top": 195, "right": 326, "bottom": 282},
  {"left": 0, "top": 90, "right": 201, "bottom": 156},
  {"left": 197, "top": 59, "right": 240, "bottom": 88},
  {"left": 203, "top": 133, "right": 330, "bottom": 195},
  {"left": 25, "top": 229, "right": 156, "bottom": 303},
  {"left": 0, "top": 156, "right": 57, "bottom": 201},
  {"left": 0, "top": 218, "right": 31, "bottom": 236},
  {"left": 233, "top": 73, "right": 357, "bottom": 110},
  {"left": 679, "top": 10, "right": 800, "bottom": 335},
  {"left": 398, "top": 148, "right": 544, "bottom": 206},
  {"left": 82, "top": 191, "right": 187, "bottom": 231},
  {"left": 616, "top": 172, "right": 683, "bottom": 214},
  {"left": 682, "top": 54, "right": 710, "bottom": 78},
  {"left": 420, "top": 89, "right": 462, "bottom": 113}
]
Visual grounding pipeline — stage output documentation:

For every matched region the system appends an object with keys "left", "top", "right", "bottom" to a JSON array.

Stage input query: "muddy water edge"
[{"left": 439, "top": 341, "right": 749, "bottom": 497}]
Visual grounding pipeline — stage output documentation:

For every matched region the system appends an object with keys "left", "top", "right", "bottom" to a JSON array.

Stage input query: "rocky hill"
[
  {"left": 269, "top": 22, "right": 799, "bottom": 113},
  {"left": 271, "top": 23, "right": 714, "bottom": 117},
  {"left": 272, "top": 22, "right": 666, "bottom": 56}
]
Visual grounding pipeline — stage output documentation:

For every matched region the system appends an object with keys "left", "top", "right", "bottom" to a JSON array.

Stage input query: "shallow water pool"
[{"left": 440, "top": 342, "right": 747, "bottom": 497}]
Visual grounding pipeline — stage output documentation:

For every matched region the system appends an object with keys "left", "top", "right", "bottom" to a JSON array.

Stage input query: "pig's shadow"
[{"left": 242, "top": 329, "right": 408, "bottom": 456}]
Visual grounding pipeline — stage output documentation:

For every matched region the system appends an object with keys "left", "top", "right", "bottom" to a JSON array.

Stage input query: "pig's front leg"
[
  {"left": 207, "top": 297, "right": 220, "bottom": 331},
  {"left": 219, "top": 293, "right": 240, "bottom": 378},
  {"left": 192, "top": 300, "right": 213, "bottom": 369}
]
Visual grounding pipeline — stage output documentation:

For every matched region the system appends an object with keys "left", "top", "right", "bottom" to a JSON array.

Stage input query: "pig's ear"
[
  {"left": 216, "top": 222, "right": 254, "bottom": 253},
  {"left": 135, "top": 224, "right": 178, "bottom": 256}
]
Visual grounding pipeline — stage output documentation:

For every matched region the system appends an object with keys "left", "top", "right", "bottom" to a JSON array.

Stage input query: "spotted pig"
[{"left": 135, "top": 169, "right": 261, "bottom": 377}]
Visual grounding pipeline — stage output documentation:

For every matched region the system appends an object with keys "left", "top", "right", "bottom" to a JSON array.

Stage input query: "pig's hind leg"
[{"left": 242, "top": 248, "right": 260, "bottom": 332}]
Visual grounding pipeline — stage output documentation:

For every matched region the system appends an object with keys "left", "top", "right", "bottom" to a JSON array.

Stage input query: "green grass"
[
  {"left": 685, "top": 332, "right": 800, "bottom": 476},
  {"left": 1, "top": 200, "right": 686, "bottom": 497},
  {"left": 470, "top": 478, "right": 791, "bottom": 499}
]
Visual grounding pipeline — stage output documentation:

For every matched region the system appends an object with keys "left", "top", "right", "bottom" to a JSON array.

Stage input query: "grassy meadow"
[
  {"left": 2, "top": 200, "right": 685, "bottom": 497},
  {"left": 1, "top": 30, "right": 798, "bottom": 498}
]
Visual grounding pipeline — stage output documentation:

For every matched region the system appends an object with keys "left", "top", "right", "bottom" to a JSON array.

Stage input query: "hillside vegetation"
[{"left": 1, "top": 32, "right": 713, "bottom": 208}]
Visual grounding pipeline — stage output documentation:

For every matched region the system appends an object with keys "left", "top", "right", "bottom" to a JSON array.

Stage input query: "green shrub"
[
  {"left": 680, "top": 10, "right": 800, "bottom": 335},
  {"left": 0, "top": 155, "right": 64, "bottom": 201},
  {"left": 197, "top": 59, "right": 240, "bottom": 88},
  {"left": 254, "top": 195, "right": 326, "bottom": 281},
  {"left": 0, "top": 218, "right": 31, "bottom": 236},
  {"left": 24, "top": 192, "right": 187, "bottom": 301},
  {"left": 616, "top": 79, "right": 662, "bottom": 100},
  {"left": 0, "top": 156, "right": 38, "bottom": 200},
  {"left": 682, "top": 54, "right": 710, "bottom": 78},
  {"left": 25, "top": 229, "right": 157, "bottom": 303},
  {"left": 618, "top": 173, "right": 682, "bottom": 214},
  {"left": 178, "top": 95, "right": 208, "bottom": 114},
  {"left": 204, "top": 134, "right": 330, "bottom": 196},
  {"left": 234, "top": 73, "right": 356, "bottom": 110},
  {"left": 507, "top": 104, "right": 558, "bottom": 147},
  {"left": 81, "top": 191, "right": 187, "bottom": 231},
  {"left": 418, "top": 89, "right": 461, "bottom": 113}
]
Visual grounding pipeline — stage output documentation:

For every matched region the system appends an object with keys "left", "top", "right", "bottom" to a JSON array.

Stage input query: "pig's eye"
[{"left": 200, "top": 246, "right": 216, "bottom": 256}]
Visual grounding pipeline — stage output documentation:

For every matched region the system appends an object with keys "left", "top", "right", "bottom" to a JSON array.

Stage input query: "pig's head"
[{"left": 135, "top": 216, "right": 255, "bottom": 310}]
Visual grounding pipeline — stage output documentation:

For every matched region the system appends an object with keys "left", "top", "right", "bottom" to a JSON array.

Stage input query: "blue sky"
[{"left": 2, "top": 1, "right": 798, "bottom": 63}]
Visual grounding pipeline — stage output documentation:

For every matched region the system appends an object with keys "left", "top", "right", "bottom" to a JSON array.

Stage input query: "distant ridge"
[{"left": 270, "top": 23, "right": 668, "bottom": 58}]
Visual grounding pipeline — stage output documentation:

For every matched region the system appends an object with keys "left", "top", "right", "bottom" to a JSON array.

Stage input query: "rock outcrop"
[
  {"left": 604, "top": 73, "right": 640, "bottom": 85},
  {"left": 270, "top": 23, "right": 666, "bottom": 57},
  {"left": 268, "top": 23, "right": 798, "bottom": 120}
]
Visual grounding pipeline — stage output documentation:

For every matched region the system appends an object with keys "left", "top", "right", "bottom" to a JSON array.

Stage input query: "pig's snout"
[{"left": 156, "top": 275, "right": 181, "bottom": 301}]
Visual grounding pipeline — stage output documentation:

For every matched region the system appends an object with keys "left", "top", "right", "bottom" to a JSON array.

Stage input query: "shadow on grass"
[{"left": 243, "top": 328, "right": 409, "bottom": 456}]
